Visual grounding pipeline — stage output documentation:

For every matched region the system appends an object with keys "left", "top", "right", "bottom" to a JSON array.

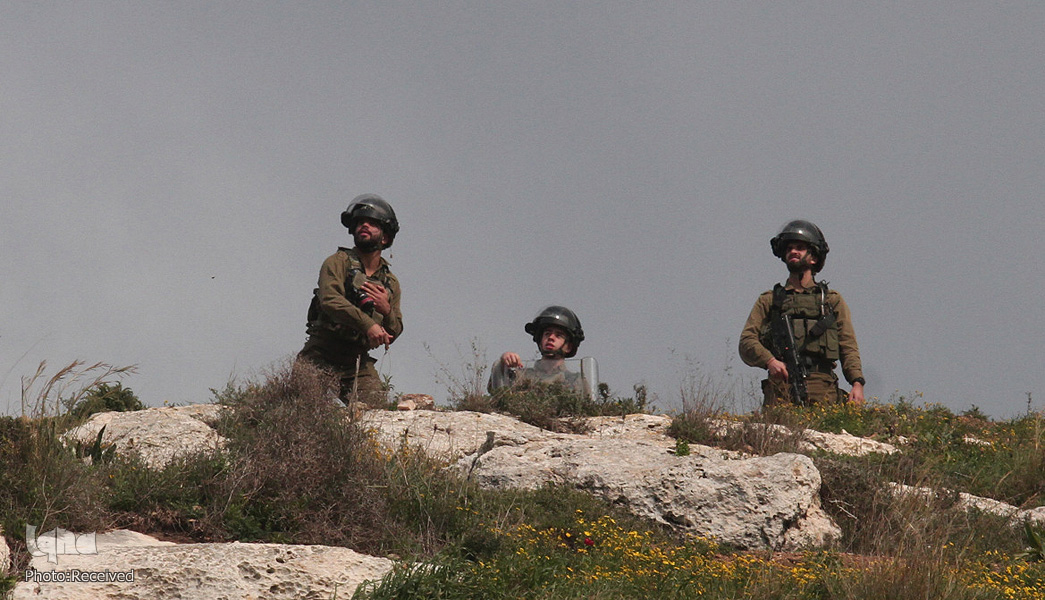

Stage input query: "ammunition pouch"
[{"left": 763, "top": 283, "right": 840, "bottom": 362}]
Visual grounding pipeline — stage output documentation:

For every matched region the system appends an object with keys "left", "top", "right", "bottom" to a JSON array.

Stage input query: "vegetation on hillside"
[{"left": 2, "top": 359, "right": 1045, "bottom": 598}]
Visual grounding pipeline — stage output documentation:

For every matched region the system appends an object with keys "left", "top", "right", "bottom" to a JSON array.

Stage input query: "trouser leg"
[{"left": 762, "top": 373, "right": 842, "bottom": 407}]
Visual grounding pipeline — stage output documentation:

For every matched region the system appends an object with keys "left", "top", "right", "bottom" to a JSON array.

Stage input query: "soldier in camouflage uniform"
[
  {"left": 739, "top": 220, "right": 865, "bottom": 406},
  {"left": 297, "top": 194, "right": 403, "bottom": 406},
  {"left": 488, "top": 306, "right": 586, "bottom": 394}
]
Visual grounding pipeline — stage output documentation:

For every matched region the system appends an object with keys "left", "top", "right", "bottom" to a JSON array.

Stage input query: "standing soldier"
[
  {"left": 739, "top": 220, "right": 865, "bottom": 406},
  {"left": 297, "top": 194, "right": 403, "bottom": 406}
]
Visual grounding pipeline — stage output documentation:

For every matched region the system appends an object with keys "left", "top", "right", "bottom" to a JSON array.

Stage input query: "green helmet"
[
  {"left": 341, "top": 194, "right": 400, "bottom": 248},
  {"left": 770, "top": 220, "right": 829, "bottom": 273},
  {"left": 524, "top": 306, "right": 585, "bottom": 358}
]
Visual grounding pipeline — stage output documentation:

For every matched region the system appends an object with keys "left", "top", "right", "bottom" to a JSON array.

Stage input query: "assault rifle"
[{"left": 770, "top": 313, "right": 809, "bottom": 405}]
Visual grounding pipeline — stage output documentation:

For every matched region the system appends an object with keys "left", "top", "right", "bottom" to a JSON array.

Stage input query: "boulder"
[
  {"left": 61, "top": 404, "right": 225, "bottom": 469},
  {"left": 360, "top": 409, "right": 558, "bottom": 461},
  {"left": 13, "top": 530, "right": 393, "bottom": 600},
  {"left": 459, "top": 434, "right": 840, "bottom": 550}
]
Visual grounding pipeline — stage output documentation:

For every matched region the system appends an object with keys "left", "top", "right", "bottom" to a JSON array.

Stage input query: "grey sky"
[{"left": 2, "top": 2, "right": 1042, "bottom": 418}]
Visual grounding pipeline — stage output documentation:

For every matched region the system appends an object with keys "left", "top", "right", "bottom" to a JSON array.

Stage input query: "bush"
[
  {"left": 486, "top": 381, "right": 648, "bottom": 432},
  {"left": 68, "top": 382, "right": 144, "bottom": 420}
]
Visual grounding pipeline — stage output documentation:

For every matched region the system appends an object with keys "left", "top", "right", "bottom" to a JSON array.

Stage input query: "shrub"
[
  {"left": 68, "top": 382, "right": 144, "bottom": 421},
  {"left": 486, "top": 381, "right": 648, "bottom": 432}
]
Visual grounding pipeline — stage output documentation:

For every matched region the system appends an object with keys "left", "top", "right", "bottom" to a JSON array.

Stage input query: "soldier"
[
  {"left": 739, "top": 220, "right": 865, "bottom": 406},
  {"left": 488, "top": 306, "right": 586, "bottom": 394},
  {"left": 297, "top": 194, "right": 403, "bottom": 406}
]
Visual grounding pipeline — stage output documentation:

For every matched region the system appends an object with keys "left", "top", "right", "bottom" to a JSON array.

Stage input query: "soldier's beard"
[
  {"left": 354, "top": 232, "right": 384, "bottom": 253},
  {"left": 786, "top": 255, "right": 815, "bottom": 273}
]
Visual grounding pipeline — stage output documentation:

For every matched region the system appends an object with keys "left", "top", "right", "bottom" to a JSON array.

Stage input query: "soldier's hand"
[
  {"left": 500, "top": 352, "right": 523, "bottom": 369},
  {"left": 849, "top": 381, "right": 865, "bottom": 405},
  {"left": 767, "top": 358, "right": 789, "bottom": 382},
  {"left": 361, "top": 282, "right": 391, "bottom": 315},
  {"left": 366, "top": 324, "right": 393, "bottom": 349}
]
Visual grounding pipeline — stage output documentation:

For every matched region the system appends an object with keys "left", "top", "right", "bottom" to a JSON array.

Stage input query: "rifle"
[{"left": 770, "top": 313, "right": 809, "bottom": 405}]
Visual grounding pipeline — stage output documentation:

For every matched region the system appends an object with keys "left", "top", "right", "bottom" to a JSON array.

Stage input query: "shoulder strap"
[
  {"left": 807, "top": 282, "right": 837, "bottom": 339},
  {"left": 337, "top": 247, "right": 363, "bottom": 270},
  {"left": 771, "top": 283, "right": 787, "bottom": 313}
]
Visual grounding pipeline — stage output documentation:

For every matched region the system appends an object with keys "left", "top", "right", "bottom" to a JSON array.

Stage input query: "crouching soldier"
[{"left": 488, "top": 305, "right": 597, "bottom": 398}]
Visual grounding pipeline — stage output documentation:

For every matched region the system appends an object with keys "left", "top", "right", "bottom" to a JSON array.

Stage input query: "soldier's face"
[
  {"left": 540, "top": 327, "right": 572, "bottom": 355},
  {"left": 785, "top": 241, "right": 817, "bottom": 272},
  {"left": 353, "top": 218, "right": 386, "bottom": 251}
]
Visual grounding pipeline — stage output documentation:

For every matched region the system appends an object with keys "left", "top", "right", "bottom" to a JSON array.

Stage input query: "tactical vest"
[
  {"left": 306, "top": 248, "right": 392, "bottom": 345},
  {"left": 763, "top": 282, "right": 840, "bottom": 364}
]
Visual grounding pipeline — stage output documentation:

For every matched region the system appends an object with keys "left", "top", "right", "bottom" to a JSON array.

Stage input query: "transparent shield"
[{"left": 489, "top": 356, "right": 600, "bottom": 399}]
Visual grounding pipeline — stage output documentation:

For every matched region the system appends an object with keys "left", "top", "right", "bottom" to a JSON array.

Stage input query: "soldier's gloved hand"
[
  {"left": 366, "top": 324, "right": 393, "bottom": 349},
  {"left": 767, "top": 358, "right": 789, "bottom": 382},
  {"left": 361, "top": 281, "right": 390, "bottom": 315}
]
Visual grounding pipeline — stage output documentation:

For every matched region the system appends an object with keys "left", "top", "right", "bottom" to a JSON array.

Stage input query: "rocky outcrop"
[
  {"left": 889, "top": 483, "right": 1045, "bottom": 528},
  {"left": 14, "top": 530, "right": 393, "bottom": 600},
  {"left": 457, "top": 432, "right": 839, "bottom": 550},
  {"left": 360, "top": 409, "right": 558, "bottom": 461},
  {"left": 707, "top": 419, "right": 899, "bottom": 456},
  {"left": 361, "top": 410, "right": 839, "bottom": 549},
  {"left": 61, "top": 404, "right": 225, "bottom": 469}
]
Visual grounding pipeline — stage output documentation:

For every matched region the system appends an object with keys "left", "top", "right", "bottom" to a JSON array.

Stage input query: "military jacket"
[
  {"left": 739, "top": 282, "right": 864, "bottom": 385},
  {"left": 306, "top": 247, "right": 403, "bottom": 349}
]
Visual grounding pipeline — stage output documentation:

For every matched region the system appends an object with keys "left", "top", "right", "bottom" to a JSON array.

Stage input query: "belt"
[{"left": 801, "top": 358, "right": 836, "bottom": 375}]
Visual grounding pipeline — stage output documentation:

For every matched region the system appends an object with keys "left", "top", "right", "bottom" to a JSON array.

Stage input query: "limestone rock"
[
  {"left": 1, "top": 525, "right": 10, "bottom": 573},
  {"left": 890, "top": 483, "right": 1045, "bottom": 528},
  {"left": 61, "top": 404, "right": 226, "bottom": 469},
  {"left": 583, "top": 414, "right": 675, "bottom": 444},
  {"left": 14, "top": 530, "right": 393, "bottom": 600},
  {"left": 360, "top": 409, "right": 558, "bottom": 460},
  {"left": 396, "top": 394, "right": 435, "bottom": 411},
  {"left": 709, "top": 419, "right": 898, "bottom": 457},
  {"left": 460, "top": 435, "right": 841, "bottom": 550}
]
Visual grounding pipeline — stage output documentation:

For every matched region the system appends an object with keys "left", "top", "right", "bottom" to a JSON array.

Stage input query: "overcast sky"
[{"left": 2, "top": 2, "right": 1042, "bottom": 419}]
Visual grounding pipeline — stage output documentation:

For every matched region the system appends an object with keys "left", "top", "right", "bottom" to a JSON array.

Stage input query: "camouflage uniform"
[
  {"left": 739, "top": 282, "right": 863, "bottom": 406},
  {"left": 298, "top": 247, "right": 403, "bottom": 405}
]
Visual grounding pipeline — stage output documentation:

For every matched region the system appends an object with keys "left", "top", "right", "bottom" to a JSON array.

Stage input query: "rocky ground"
[{"left": 5, "top": 403, "right": 1032, "bottom": 599}]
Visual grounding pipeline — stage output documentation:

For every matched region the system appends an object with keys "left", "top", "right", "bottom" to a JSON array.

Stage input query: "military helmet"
[
  {"left": 770, "top": 219, "right": 829, "bottom": 273},
  {"left": 341, "top": 194, "right": 400, "bottom": 248},
  {"left": 524, "top": 305, "right": 585, "bottom": 358}
]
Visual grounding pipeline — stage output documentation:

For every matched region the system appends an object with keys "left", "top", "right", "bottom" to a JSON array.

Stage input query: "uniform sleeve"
[
  {"left": 382, "top": 274, "right": 404, "bottom": 340},
  {"left": 831, "top": 292, "right": 864, "bottom": 384},
  {"left": 317, "top": 253, "right": 378, "bottom": 336},
  {"left": 739, "top": 292, "right": 775, "bottom": 369}
]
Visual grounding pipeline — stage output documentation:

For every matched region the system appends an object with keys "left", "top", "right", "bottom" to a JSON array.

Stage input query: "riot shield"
[{"left": 488, "top": 356, "right": 599, "bottom": 399}]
